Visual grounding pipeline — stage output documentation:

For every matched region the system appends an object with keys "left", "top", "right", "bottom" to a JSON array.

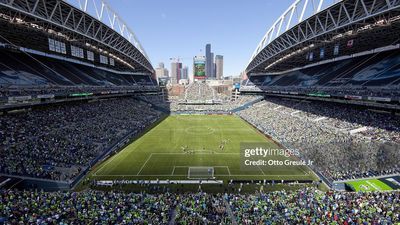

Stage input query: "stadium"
[{"left": 0, "top": 0, "right": 399, "bottom": 224}]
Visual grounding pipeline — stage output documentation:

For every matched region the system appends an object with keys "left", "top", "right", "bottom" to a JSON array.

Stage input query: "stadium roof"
[
  {"left": 0, "top": 0, "right": 154, "bottom": 74},
  {"left": 247, "top": 0, "right": 400, "bottom": 75}
]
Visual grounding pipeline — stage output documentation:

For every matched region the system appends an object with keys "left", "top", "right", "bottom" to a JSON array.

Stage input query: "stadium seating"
[
  {"left": 0, "top": 188, "right": 398, "bottom": 224},
  {"left": 168, "top": 82, "right": 263, "bottom": 113},
  {"left": 0, "top": 49, "right": 156, "bottom": 98},
  {"left": 181, "top": 82, "right": 218, "bottom": 103},
  {"left": 175, "top": 193, "right": 231, "bottom": 224},
  {"left": 238, "top": 97, "right": 400, "bottom": 182},
  {"left": 227, "top": 188, "right": 399, "bottom": 224},
  {"left": 0, "top": 98, "right": 162, "bottom": 181},
  {"left": 170, "top": 95, "right": 261, "bottom": 113},
  {"left": 1, "top": 1, "right": 399, "bottom": 224},
  {"left": 0, "top": 190, "right": 176, "bottom": 224},
  {"left": 243, "top": 50, "right": 400, "bottom": 98}
]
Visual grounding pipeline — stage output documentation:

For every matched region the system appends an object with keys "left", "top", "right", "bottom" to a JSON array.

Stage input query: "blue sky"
[{"left": 110, "top": 0, "right": 294, "bottom": 77}]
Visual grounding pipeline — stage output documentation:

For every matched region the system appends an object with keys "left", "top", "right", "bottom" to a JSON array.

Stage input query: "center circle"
[{"left": 185, "top": 126, "right": 215, "bottom": 135}]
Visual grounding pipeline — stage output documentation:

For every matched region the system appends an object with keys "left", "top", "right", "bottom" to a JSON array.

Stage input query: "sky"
[{"left": 110, "top": 0, "right": 294, "bottom": 77}]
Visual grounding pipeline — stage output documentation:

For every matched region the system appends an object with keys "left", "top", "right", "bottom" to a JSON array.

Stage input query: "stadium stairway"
[
  {"left": 168, "top": 207, "right": 177, "bottom": 225},
  {"left": 224, "top": 198, "right": 239, "bottom": 225},
  {"left": 231, "top": 96, "right": 264, "bottom": 113}
]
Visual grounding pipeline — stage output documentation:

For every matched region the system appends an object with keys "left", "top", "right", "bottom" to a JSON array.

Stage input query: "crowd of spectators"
[
  {"left": 175, "top": 192, "right": 231, "bottom": 224},
  {"left": 0, "top": 190, "right": 176, "bottom": 224},
  {"left": 240, "top": 84, "right": 400, "bottom": 99},
  {"left": 0, "top": 188, "right": 399, "bottom": 224},
  {"left": 180, "top": 82, "right": 218, "bottom": 103},
  {"left": 169, "top": 81, "right": 261, "bottom": 112},
  {"left": 0, "top": 97, "right": 162, "bottom": 181},
  {"left": 237, "top": 97, "right": 400, "bottom": 181},
  {"left": 170, "top": 94, "right": 260, "bottom": 113},
  {"left": 228, "top": 188, "right": 400, "bottom": 224}
]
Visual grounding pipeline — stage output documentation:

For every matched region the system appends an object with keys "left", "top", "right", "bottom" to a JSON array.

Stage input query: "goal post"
[{"left": 188, "top": 167, "right": 215, "bottom": 179}]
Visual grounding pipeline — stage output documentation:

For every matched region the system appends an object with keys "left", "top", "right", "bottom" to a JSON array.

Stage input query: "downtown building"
[
  {"left": 170, "top": 61, "right": 182, "bottom": 84},
  {"left": 215, "top": 55, "right": 223, "bottom": 80},
  {"left": 205, "top": 44, "right": 215, "bottom": 79},
  {"left": 155, "top": 62, "right": 169, "bottom": 78}
]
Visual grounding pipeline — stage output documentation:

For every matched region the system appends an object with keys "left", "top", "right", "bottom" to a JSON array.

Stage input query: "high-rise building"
[
  {"left": 155, "top": 62, "right": 169, "bottom": 78},
  {"left": 205, "top": 44, "right": 215, "bottom": 79},
  {"left": 170, "top": 61, "right": 182, "bottom": 84},
  {"left": 215, "top": 55, "right": 223, "bottom": 80},
  {"left": 210, "top": 52, "right": 215, "bottom": 79},
  {"left": 181, "top": 66, "right": 188, "bottom": 80}
]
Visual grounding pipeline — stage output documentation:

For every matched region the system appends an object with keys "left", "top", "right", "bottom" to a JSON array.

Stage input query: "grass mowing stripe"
[{"left": 88, "top": 115, "right": 316, "bottom": 182}]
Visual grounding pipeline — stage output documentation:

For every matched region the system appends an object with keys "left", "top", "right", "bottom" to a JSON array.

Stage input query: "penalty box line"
[
  {"left": 171, "top": 166, "right": 231, "bottom": 176},
  {"left": 137, "top": 153, "right": 237, "bottom": 176},
  {"left": 95, "top": 152, "right": 311, "bottom": 178},
  {"left": 96, "top": 152, "right": 238, "bottom": 177}
]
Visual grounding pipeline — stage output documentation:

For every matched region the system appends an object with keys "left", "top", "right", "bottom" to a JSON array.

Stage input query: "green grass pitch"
[
  {"left": 347, "top": 179, "right": 393, "bottom": 191},
  {"left": 88, "top": 115, "right": 315, "bottom": 182}
]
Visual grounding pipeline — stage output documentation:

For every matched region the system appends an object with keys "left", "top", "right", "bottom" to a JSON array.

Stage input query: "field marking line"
[
  {"left": 157, "top": 128, "right": 250, "bottom": 131},
  {"left": 298, "top": 165, "right": 310, "bottom": 176},
  {"left": 257, "top": 166, "right": 266, "bottom": 176},
  {"left": 185, "top": 126, "right": 216, "bottom": 135},
  {"left": 366, "top": 180, "right": 380, "bottom": 191},
  {"left": 94, "top": 151, "right": 123, "bottom": 176},
  {"left": 92, "top": 174, "right": 311, "bottom": 177},
  {"left": 136, "top": 153, "right": 154, "bottom": 176},
  {"left": 171, "top": 165, "right": 231, "bottom": 176},
  {"left": 150, "top": 152, "right": 239, "bottom": 155},
  {"left": 171, "top": 166, "right": 176, "bottom": 176}
]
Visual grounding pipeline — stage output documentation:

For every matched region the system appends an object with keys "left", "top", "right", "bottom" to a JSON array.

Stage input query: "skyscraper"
[
  {"left": 155, "top": 62, "right": 169, "bottom": 78},
  {"left": 210, "top": 52, "right": 214, "bottom": 79},
  {"left": 205, "top": 44, "right": 215, "bottom": 79},
  {"left": 215, "top": 55, "right": 223, "bottom": 80},
  {"left": 170, "top": 61, "right": 182, "bottom": 84},
  {"left": 181, "top": 66, "right": 188, "bottom": 80}
]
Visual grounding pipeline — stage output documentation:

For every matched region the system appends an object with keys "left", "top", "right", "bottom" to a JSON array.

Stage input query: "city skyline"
[
  {"left": 110, "top": 0, "right": 294, "bottom": 77},
  {"left": 156, "top": 43, "right": 223, "bottom": 84}
]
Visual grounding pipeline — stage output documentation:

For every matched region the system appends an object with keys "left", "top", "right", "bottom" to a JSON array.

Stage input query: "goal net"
[{"left": 188, "top": 167, "right": 215, "bottom": 179}]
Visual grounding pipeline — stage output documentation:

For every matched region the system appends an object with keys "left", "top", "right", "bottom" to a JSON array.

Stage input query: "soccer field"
[{"left": 89, "top": 115, "right": 315, "bottom": 182}]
